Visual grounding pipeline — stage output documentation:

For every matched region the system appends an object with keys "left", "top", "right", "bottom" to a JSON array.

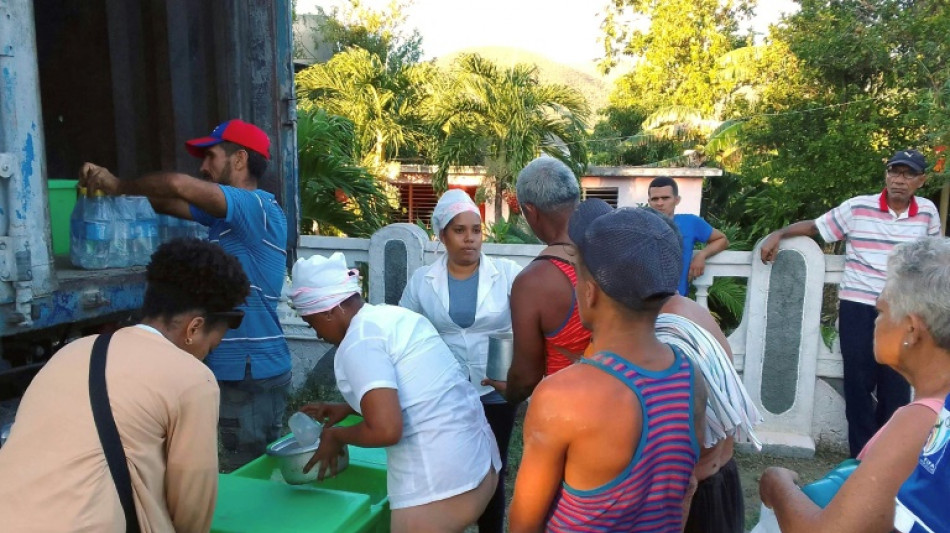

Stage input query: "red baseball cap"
[{"left": 185, "top": 119, "right": 271, "bottom": 160}]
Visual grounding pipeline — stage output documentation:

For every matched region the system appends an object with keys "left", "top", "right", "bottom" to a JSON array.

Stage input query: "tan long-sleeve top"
[{"left": 0, "top": 326, "right": 219, "bottom": 532}]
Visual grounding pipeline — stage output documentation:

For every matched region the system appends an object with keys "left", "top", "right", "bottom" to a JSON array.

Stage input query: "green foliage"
[
  {"left": 601, "top": 0, "right": 754, "bottom": 113},
  {"left": 719, "top": 0, "right": 950, "bottom": 241},
  {"left": 483, "top": 215, "right": 541, "bottom": 244},
  {"left": 701, "top": 220, "right": 750, "bottom": 332},
  {"left": 597, "top": 1, "right": 949, "bottom": 247},
  {"left": 706, "top": 277, "right": 746, "bottom": 333},
  {"left": 296, "top": 48, "right": 434, "bottom": 171},
  {"left": 311, "top": 0, "right": 423, "bottom": 69},
  {"left": 296, "top": 109, "right": 393, "bottom": 237},
  {"left": 429, "top": 54, "right": 590, "bottom": 219},
  {"left": 821, "top": 324, "right": 838, "bottom": 351}
]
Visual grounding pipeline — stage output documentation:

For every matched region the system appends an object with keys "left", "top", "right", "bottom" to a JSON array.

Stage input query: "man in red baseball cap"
[{"left": 80, "top": 119, "right": 292, "bottom": 462}]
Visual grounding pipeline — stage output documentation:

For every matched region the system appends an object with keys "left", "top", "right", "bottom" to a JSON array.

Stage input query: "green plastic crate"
[
  {"left": 221, "top": 419, "right": 390, "bottom": 533},
  {"left": 211, "top": 475, "right": 381, "bottom": 533},
  {"left": 47, "top": 180, "right": 79, "bottom": 256}
]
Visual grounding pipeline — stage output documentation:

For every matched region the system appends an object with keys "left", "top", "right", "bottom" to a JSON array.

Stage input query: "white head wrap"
[
  {"left": 431, "top": 189, "right": 481, "bottom": 240},
  {"left": 289, "top": 252, "right": 361, "bottom": 316}
]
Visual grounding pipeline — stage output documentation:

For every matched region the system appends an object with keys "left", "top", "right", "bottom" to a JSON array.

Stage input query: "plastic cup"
[{"left": 288, "top": 412, "right": 322, "bottom": 448}]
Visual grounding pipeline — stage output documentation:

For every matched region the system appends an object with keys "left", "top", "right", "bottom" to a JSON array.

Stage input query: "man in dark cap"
[
  {"left": 760, "top": 149, "right": 942, "bottom": 457},
  {"left": 80, "top": 119, "right": 292, "bottom": 461},
  {"left": 508, "top": 202, "right": 706, "bottom": 533}
]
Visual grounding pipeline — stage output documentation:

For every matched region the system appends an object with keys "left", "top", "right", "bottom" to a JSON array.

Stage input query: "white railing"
[
  {"left": 292, "top": 227, "right": 849, "bottom": 453},
  {"left": 297, "top": 233, "right": 847, "bottom": 380}
]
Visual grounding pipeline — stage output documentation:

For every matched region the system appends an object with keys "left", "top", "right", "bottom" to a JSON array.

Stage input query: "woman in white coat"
[{"left": 399, "top": 189, "right": 522, "bottom": 533}]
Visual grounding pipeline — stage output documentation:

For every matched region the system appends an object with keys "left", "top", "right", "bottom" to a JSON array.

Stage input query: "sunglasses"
[{"left": 209, "top": 310, "right": 245, "bottom": 329}]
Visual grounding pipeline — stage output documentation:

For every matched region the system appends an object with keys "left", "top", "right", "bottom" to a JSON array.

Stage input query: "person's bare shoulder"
[
  {"left": 531, "top": 364, "right": 629, "bottom": 424},
  {"left": 662, "top": 295, "right": 733, "bottom": 360},
  {"left": 514, "top": 259, "right": 563, "bottom": 290}
]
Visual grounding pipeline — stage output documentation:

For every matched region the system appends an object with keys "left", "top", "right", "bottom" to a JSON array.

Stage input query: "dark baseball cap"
[
  {"left": 886, "top": 149, "right": 927, "bottom": 174},
  {"left": 568, "top": 199, "right": 681, "bottom": 311},
  {"left": 185, "top": 119, "right": 271, "bottom": 160}
]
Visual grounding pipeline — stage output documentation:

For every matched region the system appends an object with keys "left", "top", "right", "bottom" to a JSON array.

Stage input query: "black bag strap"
[{"left": 89, "top": 332, "right": 140, "bottom": 533}]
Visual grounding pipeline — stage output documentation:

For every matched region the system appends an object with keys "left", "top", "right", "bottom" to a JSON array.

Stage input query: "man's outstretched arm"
[{"left": 80, "top": 163, "right": 227, "bottom": 218}]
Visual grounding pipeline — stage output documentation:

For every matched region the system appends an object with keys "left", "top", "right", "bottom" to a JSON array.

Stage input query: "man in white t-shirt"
[{"left": 760, "top": 149, "right": 942, "bottom": 457}]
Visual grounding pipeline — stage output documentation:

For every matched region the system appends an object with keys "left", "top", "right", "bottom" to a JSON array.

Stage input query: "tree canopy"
[{"left": 429, "top": 53, "right": 590, "bottom": 218}]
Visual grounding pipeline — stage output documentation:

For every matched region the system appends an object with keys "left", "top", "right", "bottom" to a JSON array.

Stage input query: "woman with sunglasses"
[{"left": 0, "top": 238, "right": 250, "bottom": 532}]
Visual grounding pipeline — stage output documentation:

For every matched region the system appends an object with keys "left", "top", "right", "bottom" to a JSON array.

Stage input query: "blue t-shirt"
[
  {"left": 894, "top": 393, "right": 950, "bottom": 533},
  {"left": 190, "top": 186, "right": 291, "bottom": 381},
  {"left": 447, "top": 271, "right": 478, "bottom": 329},
  {"left": 673, "top": 213, "right": 713, "bottom": 296}
]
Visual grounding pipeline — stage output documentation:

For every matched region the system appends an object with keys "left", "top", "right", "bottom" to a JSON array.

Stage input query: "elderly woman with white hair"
[
  {"left": 760, "top": 236, "right": 950, "bottom": 533},
  {"left": 288, "top": 252, "right": 501, "bottom": 533},
  {"left": 399, "top": 189, "right": 522, "bottom": 533}
]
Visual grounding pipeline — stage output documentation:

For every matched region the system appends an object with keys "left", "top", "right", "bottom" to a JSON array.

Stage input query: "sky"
[{"left": 297, "top": 0, "right": 800, "bottom": 69}]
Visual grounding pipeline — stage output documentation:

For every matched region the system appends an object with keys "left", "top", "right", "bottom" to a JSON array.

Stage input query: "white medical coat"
[{"left": 399, "top": 254, "right": 522, "bottom": 396}]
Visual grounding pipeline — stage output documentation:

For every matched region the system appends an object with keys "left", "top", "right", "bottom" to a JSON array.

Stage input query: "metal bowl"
[
  {"left": 266, "top": 433, "right": 349, "bottom": 485},
  {"left": 486, "top": 333, "right": 514, "bottom": 381}
]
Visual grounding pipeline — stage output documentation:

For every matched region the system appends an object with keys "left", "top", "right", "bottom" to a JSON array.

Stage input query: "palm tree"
[
  {"left": 430, "top": 54, "right": 590, "bottom": 220},
  {"left": 296, "top": 47, "right": 432, "bottom": 172},
  {"left": 297, "top": 109, "right": 394, "bottom": 237}
]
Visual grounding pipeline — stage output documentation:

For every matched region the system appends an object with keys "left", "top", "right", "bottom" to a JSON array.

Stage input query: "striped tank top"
[
  {"left": 536, "top": 256, "right": 591, "bottom": 375},
  {"left": 546, "top": 348, "right": 699, "bottom": 532}
]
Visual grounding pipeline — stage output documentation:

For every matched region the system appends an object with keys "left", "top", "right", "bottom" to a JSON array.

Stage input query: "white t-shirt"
[{"left": 335, "top": 303, "right": 501, "bottom": 509}]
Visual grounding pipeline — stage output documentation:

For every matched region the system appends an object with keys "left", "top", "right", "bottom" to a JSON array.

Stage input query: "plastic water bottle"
[
  {"left": 83, "top": 191, "right": 113, "bottom": 269},
  {"left": 158, "top": 214, "right": 176, "bottom": 243},
  {"left": 111, "top": 196, "right": 137, "bottom": 267},
  {"left": 131, "top": 197, "right": 159, "bottom": 265},
  {"left": 288, "top": 412, "right": 322, "bottom": 448},
  {"left": 70, "top": 187, "right": 87, "bottom": 268},
  {"left": 185, "top": 220, "right": 208, "bottom": 240}
]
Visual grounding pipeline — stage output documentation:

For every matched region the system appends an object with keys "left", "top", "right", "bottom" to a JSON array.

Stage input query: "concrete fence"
[{"left": 280, "top": 224, "right": 851, "bottom": 456}]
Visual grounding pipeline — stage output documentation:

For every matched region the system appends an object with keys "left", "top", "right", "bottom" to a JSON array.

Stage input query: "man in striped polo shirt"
[
  {"left": 81, "top": 119, "right": 292, "bottom": 461},
  {"left": 760, "top": 149, "right": 942, "bottom": 457}
]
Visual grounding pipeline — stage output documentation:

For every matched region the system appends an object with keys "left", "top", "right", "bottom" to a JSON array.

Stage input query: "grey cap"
[{"left": 568, "top": 199, "right": 681, "bottom": 310}]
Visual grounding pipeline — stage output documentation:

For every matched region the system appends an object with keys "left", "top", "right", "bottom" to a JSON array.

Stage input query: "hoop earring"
[{"left": 185, "top": 338, "right": 193, "bottom": 345}]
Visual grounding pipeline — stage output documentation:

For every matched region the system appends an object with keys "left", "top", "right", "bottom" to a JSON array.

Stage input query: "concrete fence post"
[{"left": 368, "top": 223, "right": 429, "bottom": 305}]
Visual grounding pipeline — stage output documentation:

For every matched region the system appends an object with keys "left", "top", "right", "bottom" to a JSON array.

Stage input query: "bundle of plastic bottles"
[{"left": 69, "top": 188, "right": 207, "bottom": 269}]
